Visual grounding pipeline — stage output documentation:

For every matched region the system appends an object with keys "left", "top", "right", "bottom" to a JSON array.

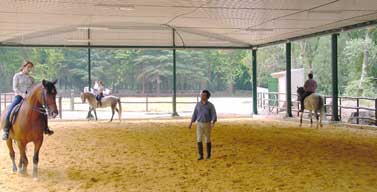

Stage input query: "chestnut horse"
[{"left": 0, "top": 80, "right": 58, "bottom": 178}]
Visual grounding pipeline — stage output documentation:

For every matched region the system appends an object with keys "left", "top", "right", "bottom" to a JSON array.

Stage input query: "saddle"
[
  {"left": 96, "top": 94, "right": 104, "bottom": 102},
  {"left": 9, "top": 102, "right": 23, "bottom": 125}
]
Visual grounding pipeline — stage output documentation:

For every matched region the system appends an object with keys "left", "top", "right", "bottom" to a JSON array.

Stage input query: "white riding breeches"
[{"left": 196, "top": 122, "right": 211, "bottom": 143}]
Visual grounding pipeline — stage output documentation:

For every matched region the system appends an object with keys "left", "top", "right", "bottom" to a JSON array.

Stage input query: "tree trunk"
[
  {"left": 307, "top": 37, "right": 320, "bottom": 72},
  {"left": 307, "top": 57, "right": 313, "bottom": 72},
  {"left": 157, "top": 73, "right": 161, "bottom": 96},
  {"left": 142, "top": 62, "right": 145, "bottom": 95},
  {"left": 207, "top": 62, "right": 211, "bottom": 89},
  {"left": 299, "top": 41, "right": 306, "bottom": 69},
  {"left": 292, "top": 48, "right": 297, "bottom": 68},
  {"left": 142, "top": 76, "right": 145, "bottom": 95},
  {"left": 358, "top": 28, "right": 372, "bottom": 96}
]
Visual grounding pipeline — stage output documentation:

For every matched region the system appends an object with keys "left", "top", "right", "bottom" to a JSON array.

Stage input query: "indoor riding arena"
[
  {"left": 1, "top": 119, "right": 377, "bottom": 192},
  {"left": 0, "top": 0, "right": 377, "bottom": 192}
]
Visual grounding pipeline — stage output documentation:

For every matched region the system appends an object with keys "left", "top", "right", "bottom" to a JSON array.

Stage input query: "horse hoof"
[
  {"left": 33, "top": 177, "right": 39, "bottom": 181},
  {"left": 19, "top": 169, "right": 27, "bottom": 175},
  {"left": 12, "top": 167, "right": 17, "bottom": 173}
]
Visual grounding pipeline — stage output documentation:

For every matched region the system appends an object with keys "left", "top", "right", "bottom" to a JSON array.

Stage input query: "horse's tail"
[
  {"left": 318, "top": 96, "right": 325, "bottom": 121},
  {"left": 318, "top": 96, "right": 324, "bottom": 112},
  {"left": 117, "top": 97, "right": 122, "bottom": 121}
]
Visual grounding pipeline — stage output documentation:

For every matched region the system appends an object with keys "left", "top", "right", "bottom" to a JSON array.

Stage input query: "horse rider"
[
  {"left": 2, "top": 61, "right": 54, "bottom": 140},
  {"left": 92, "top": 80, "right": 99, "bottom": 93},
  {"left": 96, "top": 81, "right": 105, "bottom": 107},
  {"left": 300, "top": 72, "right": 317, "bottom": 112},
  {"left": 189, "top": 90, "right": 217, "bottom": 160}
]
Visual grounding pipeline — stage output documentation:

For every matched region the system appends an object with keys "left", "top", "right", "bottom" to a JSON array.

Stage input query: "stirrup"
[{"left": 2, "top": 132, "right": 9, "bottom": 140}]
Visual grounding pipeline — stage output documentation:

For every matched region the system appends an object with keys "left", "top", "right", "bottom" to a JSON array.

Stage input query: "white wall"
[
  {"left": 291, "top": 69, "right": 305, "bottom": 95},
  {"left": 274, "top": 69, "right": 304, "bottom": 107}
]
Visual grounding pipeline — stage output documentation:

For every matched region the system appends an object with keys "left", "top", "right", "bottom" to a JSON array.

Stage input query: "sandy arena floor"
[{"left": 1, "top": 118, "right": 377, "bottom": 192}]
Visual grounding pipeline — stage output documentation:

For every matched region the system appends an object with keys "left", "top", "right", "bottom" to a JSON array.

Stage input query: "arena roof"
[{"left": 0, "top": 0, "right": 377, "bottom": 48}]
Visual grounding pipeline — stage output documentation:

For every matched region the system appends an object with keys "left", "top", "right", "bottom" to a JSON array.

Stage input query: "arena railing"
[
  {"left": 0, "top": 93, "right": 63, "bottom": 119},
  {"left": 257, "top": 92, "right": 377, "bottom": 126},
  {"left": 0, "top": 93, "right": 198, "bottom": 119}
]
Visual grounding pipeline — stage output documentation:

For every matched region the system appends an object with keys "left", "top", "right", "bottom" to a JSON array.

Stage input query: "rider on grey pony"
[
  {"left": 2, "top": 61, "right": 54, "bottom": 140},
  {"left": 300, "top": 72, "right": 317, "bottom": 112}
]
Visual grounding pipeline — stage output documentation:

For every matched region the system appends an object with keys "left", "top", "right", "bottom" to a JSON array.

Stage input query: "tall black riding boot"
[
  {"left": 2, "top": 120, "right": 11, "bottom": 140},
  {"left": 43, "top": 114, "right": 54, "bottom": 136},
  {"left": 197, "top": 142, "right": 203, "bottom": 160},
  {"left": 206, "top": 142, "right": 212, "bottom": 159}
]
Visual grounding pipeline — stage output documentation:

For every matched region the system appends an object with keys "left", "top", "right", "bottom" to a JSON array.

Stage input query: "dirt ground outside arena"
[{"left": 1, "top": 118, "right": 377, "bottom": 192}]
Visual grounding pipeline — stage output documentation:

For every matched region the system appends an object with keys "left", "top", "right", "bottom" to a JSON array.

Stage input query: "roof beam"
[
  {"left": 255, "top": 19, "right": 377, "bottom": 48},
  {"left": 0, "top": 43, "right": 252, "bottom": 50}
]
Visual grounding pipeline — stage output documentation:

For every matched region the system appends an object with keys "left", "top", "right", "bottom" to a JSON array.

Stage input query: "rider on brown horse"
[
  {"left": 2, "top": 61, "right": 54, "bottom": 140},
  {"left": 300, "top": 72, "right": 317, "bottom": 112}
]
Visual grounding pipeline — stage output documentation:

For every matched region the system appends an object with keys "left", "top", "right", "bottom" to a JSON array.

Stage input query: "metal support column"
[
  {"left": 86, "top": 28, "right": 93, "bottom": 119},
  {"left": 172, "top": 28, "right": 179, "bottom": 116},
  {"left": 252, "top": 49, "right": 258, "bottom": 115},
  {"left": 331, "top": 34, "right": 340, "bottom": 121},
  {"left": 286, "top": 42, "right": 292, "bottom": 117},
  {"left": 87, "top": 28, "right": 92, "bottom": 90}
]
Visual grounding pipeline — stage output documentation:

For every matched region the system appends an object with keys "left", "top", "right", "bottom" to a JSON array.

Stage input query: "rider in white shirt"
[
  {"left": 2, "top": 61, "right": 54, "bottom": 140},
  {"left": 96, "top": 81, "right": 105, "bottom": 107}
]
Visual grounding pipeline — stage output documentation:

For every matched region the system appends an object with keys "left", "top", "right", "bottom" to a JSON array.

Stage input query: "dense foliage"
[{"left": 0, "top": 28, "right": 376, "bottom": 97}]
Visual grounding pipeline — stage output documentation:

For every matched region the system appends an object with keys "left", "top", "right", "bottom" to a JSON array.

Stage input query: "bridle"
[{"left": 30, "top": 88, "right": 51, "bottom": 116}]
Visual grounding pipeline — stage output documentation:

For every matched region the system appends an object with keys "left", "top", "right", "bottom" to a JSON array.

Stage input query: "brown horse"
[{"left": 0, "top": 80, "right": 58, "bottom": 178}]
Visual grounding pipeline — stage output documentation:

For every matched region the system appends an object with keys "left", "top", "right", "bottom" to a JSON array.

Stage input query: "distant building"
[{"left": 270, "top": 68, "right": 304, "bottom": 107}]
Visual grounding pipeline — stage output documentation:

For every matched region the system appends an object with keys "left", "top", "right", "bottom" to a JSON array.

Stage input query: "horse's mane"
[
  {"left": 26, "top": 83, "right": 42, "bottom": 99},
  {"left": 27, "top": 81, "right": 57, "bottom": 99},
  {"left": 84, "top": 91, "right": 96, "bottom": 96},
  {"left": 43, "top": 81, "right": 57, "bottom": 94}
]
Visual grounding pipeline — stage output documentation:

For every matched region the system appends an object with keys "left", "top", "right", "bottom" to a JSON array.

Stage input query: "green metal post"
[
  {"left": 88, "top": 28, "right": 92, "bottom": 90},
  {"left": 252, "top": 49, "right": 258, "bottom": 115},
  {"left": 172, "top": 28, "right": 179, "bottom": 116},
  {"left": 331, "top": 34, "right": 340, "bottom": 121},
  {"left": 286, "top": 42, "right": 292, "bottom": 117}
]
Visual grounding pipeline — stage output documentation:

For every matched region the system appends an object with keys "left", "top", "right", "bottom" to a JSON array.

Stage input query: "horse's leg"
[
  {"left": 315, "top": 110, "right": 319, "bottom": 128},
  {"left": 309, "top": 110, "right": 313, "bottom": 127},
  {"left": 300, "top": 111, "right": 303, "bottom": 127},
  {"left": 87, "top": 107, "right": 92, "bottom": 120},
  {"left": 6, "top": 139, "right": 17, "bottom": 172},
  {"left": 17, "top": 142, "right": 28, "bottom": 174},
  {"left": 115, "top": 108, "right": 121, "bottom": 121},
  {"left": 93, "top": 109, "right": 98, "bottom": 121},
  {"left": 32, "top": 139, "right": 43, "bottom": 178},
  {"left": 110, "top": 106, "right": 115, "bottom": 122},
  {"left": 320, "top": 110, "right": 324, "bottom": 128}
]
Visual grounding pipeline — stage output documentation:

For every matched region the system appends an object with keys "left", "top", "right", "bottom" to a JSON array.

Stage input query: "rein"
[{"left": 26, "top": 88, "right": 49, "bottom": 116}]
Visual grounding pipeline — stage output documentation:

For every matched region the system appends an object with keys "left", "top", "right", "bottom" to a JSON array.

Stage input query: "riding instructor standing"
[
  {"left": 2, "top": 60, "right": 54, "bottom": 140},
  {"left": 189, "top": 90, "right": 217, "bottom": 160}
]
